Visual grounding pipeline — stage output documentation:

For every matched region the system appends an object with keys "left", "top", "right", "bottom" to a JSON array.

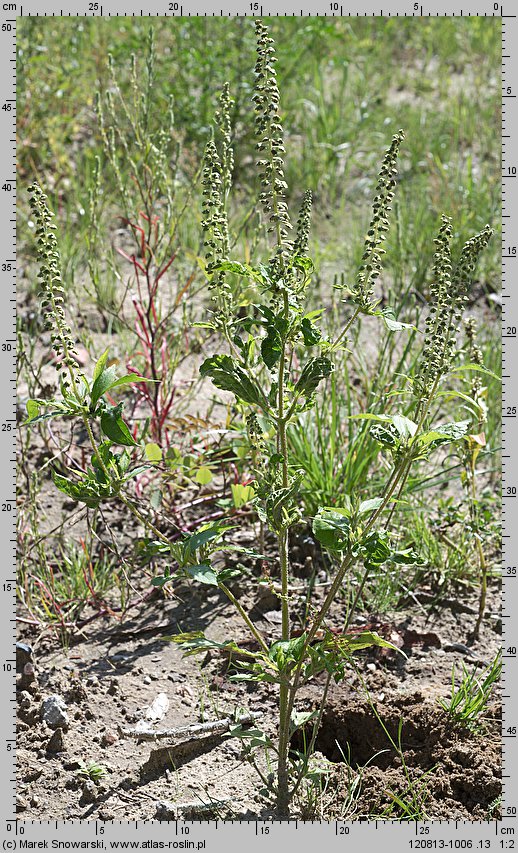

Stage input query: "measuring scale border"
[{"left": 6, "top": 2, "right": 513, "bottom": 847}]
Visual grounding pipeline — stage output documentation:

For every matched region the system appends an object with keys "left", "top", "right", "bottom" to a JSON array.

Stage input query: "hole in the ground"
[{"left": 292, "top": 697, "right": 446, "bottom": 769}]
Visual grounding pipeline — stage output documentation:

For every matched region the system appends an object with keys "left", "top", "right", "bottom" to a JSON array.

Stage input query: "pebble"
[
  {"left": 46, "top": 727, "right": 65, "bottom": 753},
  {"left": 16, "top": 642, "right": 34, "bottom": 673},
  {"left": 40, "top": 695, "right": 69, "bottom": 730},
  {"left": 143, "top": 675, "right": 152, "bottom": 685},
  {"left": 18, "top": 691, "right": 32, "bottom": 713},
  {"left": 144, "top": 693, "right": 169, "bottom": 722},
  {"left": 16, "top": 795, "right": 27, "bottom": 813},
  {"left": 155, "top": 800, "right": 177, "bottom": 821},
  {"left": 101, "top": 731, "right": 118, "bottom": 747}
]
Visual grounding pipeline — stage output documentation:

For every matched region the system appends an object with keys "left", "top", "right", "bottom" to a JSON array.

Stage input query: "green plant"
[
  {"left": 459, "top": 318, "right": 493, "bottom": 638},
  {"left": 439, "top": 650, "right": 502, "bottom": 731},
  {"left": 94, "top": 31, "right": 202, "bottom": 448},
  {"left": 24, "top": 22, "right": 494, "bottom": 819},
  {"left": 169, "top": 23, "right": 492, "bottom": 816},
  {"left": 77, "top": 760, "right": 108, "bottom": 783}
]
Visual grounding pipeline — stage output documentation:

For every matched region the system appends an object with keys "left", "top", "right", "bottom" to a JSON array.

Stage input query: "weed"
[
  {"left": 440, "top": 650, "right": 502, "bottom": 731},
  {"left": 77, "top": 760, "right": 109, "bottom": 783},
  {"left": 22, "top": 21, "right": 496, "bottom": 819}
]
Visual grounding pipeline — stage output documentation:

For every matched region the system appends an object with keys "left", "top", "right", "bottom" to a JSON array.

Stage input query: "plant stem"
[
  {"left": 218, "top": 582, "right": 269, "bottom": 654},
  {"left": 276, "top": 291, "right": 292, "bottom": 818},
  {"left": 469, "top": 452, "right": 487, "bottom": 640}
]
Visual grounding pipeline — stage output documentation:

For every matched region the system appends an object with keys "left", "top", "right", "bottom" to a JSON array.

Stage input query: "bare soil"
[{"left": 16, "top": 562, "right": 501, "bottom": 821}]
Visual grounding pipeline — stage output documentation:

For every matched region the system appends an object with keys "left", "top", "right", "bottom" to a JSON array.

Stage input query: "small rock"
[
  {"left": 168, "top": 672, "right": 185, "bottom": 683},
  {"left": 18, "top": 690, "right": 32, "bottom": 712},
  {"left": 30, "top": 796, "right": 40, "bottom": 808},
  {"left": 155, "top": 800, "right": 177, "bottom": 821},
  {"left": 63, "top": 759, "right": 82, "bottom": 771},
  {"left": 107, "top": 679, "right": 119, "bottom": 696},
  {"left": 143, "top": 675, "right": 152, "bottom": 685},
  {"left": 47, "top": 727, "right": 65, "bottom": 753},
  {"left": 366, "top": 662, "right": 376, "bottom": 672},
  {"left": 144, "top": 693, "right": 169, "bottom": 722},
  {"left": 16, "top": 642, "right": 34, "bottom": 673},
  {"left": 16, "top": 795, "right": 28, "bottom": 813},
  {"left": 101, "top": 731, "right": 118, "bottom": 747},
  {"left": 40, "top": 695, "right": 69, "bottom": 730},
  {"left": 19, "top": 661, "right": 36, "bottom": 691},
  {"left": 79, "top": 780, "right": 97, "bottom": 805},
  {"left": 22, "top": 765, "right": 42, "bottom": 783}
]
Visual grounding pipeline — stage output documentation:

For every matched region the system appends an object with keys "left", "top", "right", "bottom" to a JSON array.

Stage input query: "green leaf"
[
  {"left": 301, "top": 317, "right": 322, "bottom": 346},
  {"left": 392, "top": 415, "right": 417, "bottom": 439},
  {"left": 291, "top": 710, "right": 319, "bottom": 730},
  {"left": 164, "top": 631, "right": 258, "bottom": 659},
  {"left": 263, "top": 479, "right": 301, "bottom": 532},
  {"left": 195, "top": 466, "right": 213, "bottom": 485},
  {"left": 226, "top": 725, "right": 274, "bottom": 748},
  {"left": 268, "top": 634, "right": 307, "bottom": 669},
  {"left": 449, "top": 363, "right": 500, "bottom": 383},
  {"left": 186, "top": 563, "right": 218, "bottom": 586},
  {"left": 100, "top": 405, "right": 137, "bottom": 446},
  {"left": 151, "top": 574, "right": 172, "bottom": 588},
  {"left": 145, "top": 442, "right": 162, "bottom": 462},
  {"left": 26, "top": 400, "right": 41, "bottom": 421},
  {"left": 334, "top": 630, "right": 402, "bottom": 655},
  {"left": 231, "top": 483, "right": 255, "bottom": 509},
  {"left": 313, "top": 509, "right": 351, "bottom": 552},
  {"left": 261, "top": 325, "right": 282, "bottom": 369},
  {"left": 93, "top": 348, "right": 110, "bottom": 384},
  {"left": 183, "top": 523, "right": 227, "bottom": 559},
  {"left": 370, "top": 423, "right": 399, "bottom": 448},
  {"left": 359, "top": 531, "right": 391, "bottom": 567},
  {"left": 90, "top": 367, "right": 149, "bottom": 410},
  {"left": 90, "top": 366, "right": 118, "bottom": 409},
  {"left": 51, "top": 471, "right": 110, "bottom": 509},
  {"left": 416, "top": 420, "right": 471, "bottom": 453},
  {"left": 379, "top": 308, "right": 416, "bottom": 333},
  {"left": 105, "top": 372, "right": 151, "bottom": 392},
  {"left": 295, "top": 357, "right": 334, "bottom": 399},
  {"left": 200, "top": 354, "right": 265, "bottom": 407},
  {"left": 358, "top": 497, "right": 383, "bottom": 516}
]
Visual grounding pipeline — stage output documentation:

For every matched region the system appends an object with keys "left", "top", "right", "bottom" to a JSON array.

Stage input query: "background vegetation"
[{"left": 17, "top": 15, "right": 501, "bottom": 639}]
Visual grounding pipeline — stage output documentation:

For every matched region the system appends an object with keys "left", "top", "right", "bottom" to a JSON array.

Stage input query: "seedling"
[{"left": 77, "top": 760, "right": 108, "bottom": 784}]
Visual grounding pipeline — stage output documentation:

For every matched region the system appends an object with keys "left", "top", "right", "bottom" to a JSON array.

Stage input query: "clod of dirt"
[
  {"left": 46, "top": 727, "right": 64, "bottom": 753},
  {"left": 79, "top": 780, "right": 97, "bottom": 805},
  {"left": 40, "top": 695, "right": 69, "bottom": 730},
  {"left": 19, "top": 662, "right": 37, "bottom": 692}
]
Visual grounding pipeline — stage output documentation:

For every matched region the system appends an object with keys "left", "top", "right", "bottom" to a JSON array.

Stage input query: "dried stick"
[{"left": 119, "top": 711, "right": 261, "bottom": 742}]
